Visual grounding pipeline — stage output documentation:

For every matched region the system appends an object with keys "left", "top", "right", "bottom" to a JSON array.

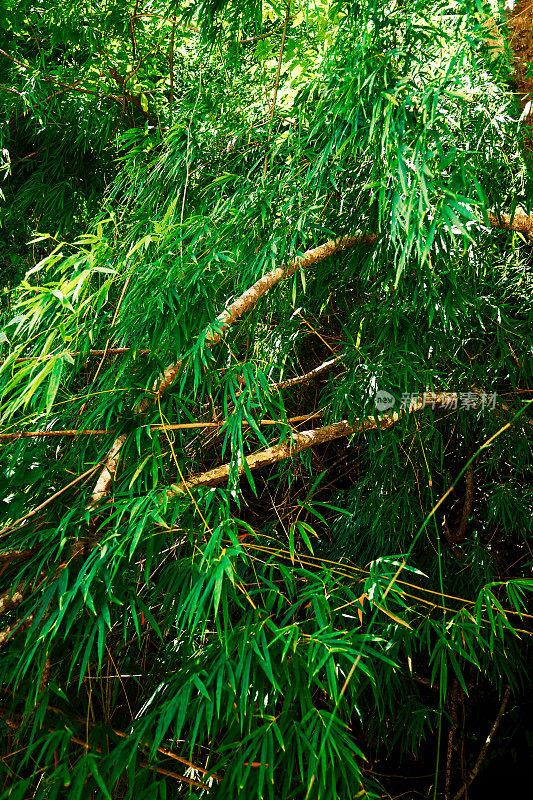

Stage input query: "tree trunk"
[{"left": 506, "top": 0, "right": 533, "bottom": 153}]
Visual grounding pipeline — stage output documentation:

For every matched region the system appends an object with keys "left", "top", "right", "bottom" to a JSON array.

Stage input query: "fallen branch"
[
  {"left": 0, "top": 391, "right": 509, "bottom": 646},
  {"left": 0, "top": 393, "right": 432, "bottom": 634},
  {"left": 169, "top": 419, "right": 359, "bottom": 494},
  {"left": 83, "top": 213, "right": 533, "bottom": 505},
  {"left": 0, "top": 355, "right": 343, "bottom": 446},
  {"left": 6, "top": 214, "right": 528, "bottom": 506}
]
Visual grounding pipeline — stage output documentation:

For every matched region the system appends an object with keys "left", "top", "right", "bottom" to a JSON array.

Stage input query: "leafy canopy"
[{"left": 0, "top": 1, "right": 532, "bottom": 798}]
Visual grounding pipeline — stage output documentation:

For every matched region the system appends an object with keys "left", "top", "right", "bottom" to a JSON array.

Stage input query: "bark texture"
[
  {"left": 0, "top": 612, "right": 36, "bottom": 648},
  {"left": 0, "top": 581, "right": 28, "bottom": 618},
  {"left": 505, "top": 0, "right": 533, "bottom": 152},
  {"left": 487, "top": 210, "right": 533, "bottom": 238}
]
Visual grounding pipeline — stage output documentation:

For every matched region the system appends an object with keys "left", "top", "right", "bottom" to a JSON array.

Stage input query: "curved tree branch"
[
  {"left": 452, "top": 685, "right": 511, "bottom": 800},
  {"left": 89, "top": 233, "right": 376, "bottom": 506}
]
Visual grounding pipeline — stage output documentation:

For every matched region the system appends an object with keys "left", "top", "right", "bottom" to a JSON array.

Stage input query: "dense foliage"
[{"left": 0, "top": 1, "right": 532, "bottom": 798}]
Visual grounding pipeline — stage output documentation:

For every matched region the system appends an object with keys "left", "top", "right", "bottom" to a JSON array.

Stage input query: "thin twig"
[
  {"left": 0, "top": 84, "right": 24, "bottom": 96},
  {"left": 0, "top": 348, "right": 150, "bottom": 365},
  {"left": 0, "top": 706, "right": 215, "bottom": 787},
  {"left": 169, "top": 19, "right": 176, "bottom": 111},
  {"left": 38, "top": 656, "right": 51, "bottom": 693},
  {"left": 180, "top": 67, "right": 202, "bottom": 249},
  {"left": 0, "top": 413, "right": 323, "bottom": 440},
  {"left": 0, "top": 47, "right": 30, "bottom": 70},
  {"left": 0, "top": 461, "right": 103, "bottom": 540},
  {"left": 454, "top": 458, "right": 475, "bottom": 543},
  {"left": 87, "top": 274, "right": 133, "bottom": 391},
  {"left": 185, "top": 355, "right": 344, "bottom": 453},
  {"left": 0, "top": 430, "right": 109, "bottom": 440},
  {"left": 129, "top": 0, "right": 140, "bottom": 62},
  {"left": 2, "top": 394, "right": 452, "bottom": 628},
  {"left": 239, "top": 21, "right": 289, "bottom": 44},
  {"left": 274, "top": 355, "right": 342, "bottom": 390}
]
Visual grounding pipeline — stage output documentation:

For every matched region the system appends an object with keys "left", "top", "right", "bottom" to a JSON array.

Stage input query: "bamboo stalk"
[
  {"left": 274, "top": 355, "right": 342, "bottom": 390},
  {"left": 0, "top": 547, "right": 40, "bottom": 564},
  {"left": 0, "top": 610, "right": 37, "bottom": 647}
]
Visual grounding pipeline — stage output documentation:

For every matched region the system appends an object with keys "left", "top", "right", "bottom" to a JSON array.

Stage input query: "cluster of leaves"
[{"left": 0, "top": 0, "right": 532, "bottom": 798}]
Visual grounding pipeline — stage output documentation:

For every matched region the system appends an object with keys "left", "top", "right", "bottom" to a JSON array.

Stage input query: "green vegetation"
[{"left": 0, "top": 1, "right": 532, "bottom": 798}]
